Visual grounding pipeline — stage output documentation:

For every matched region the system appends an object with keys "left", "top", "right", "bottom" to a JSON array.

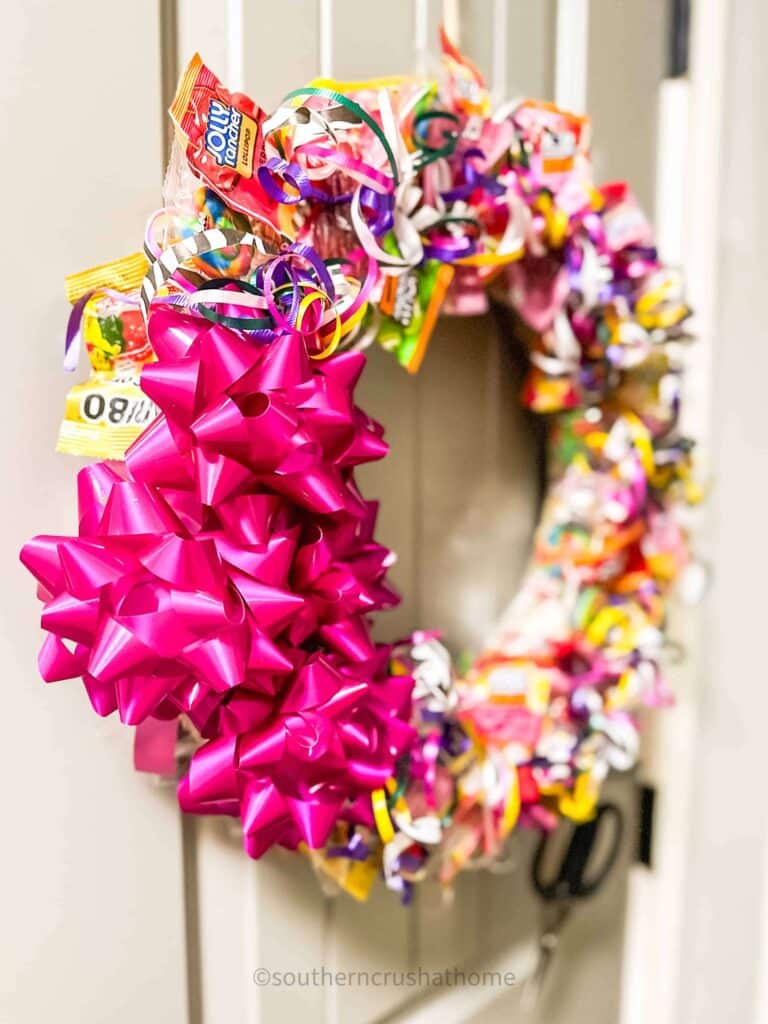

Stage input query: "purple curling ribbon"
[{"left": 440, "top": 148, "right": 506, "bottom": 203}]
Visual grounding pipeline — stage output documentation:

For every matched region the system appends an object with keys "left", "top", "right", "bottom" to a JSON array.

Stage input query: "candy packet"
[
  {"left": 169, "top": 53, "right": 278, "bottom": 232},
  {"left": 510, "top": 100, "right": 591, "bottom": 194},
  {"left": 371, "top": 249, "right": 454, "bottom": 373},
  {"left": 439, "top": 25, "right": 490, "bottom": 122},
  {"left": 58, "top": 253, "right": 159, "bottom": 459}
]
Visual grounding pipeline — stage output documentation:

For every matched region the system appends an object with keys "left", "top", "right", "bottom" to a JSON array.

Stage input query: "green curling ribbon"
[
  {"left": 194, "top": 279, "right": 273, "bottom": 333},
  {"left": 388, "top": 774, "right": 408, "bottom": 808},
  {"left": 433, "top": 215, "right": 482, "bottom": 231},
  {"left": 197, "top": 306, "right": 273, "bottom": 332},
  {"left": 412, "top": 109, "right": 461, "bottom": 167}
]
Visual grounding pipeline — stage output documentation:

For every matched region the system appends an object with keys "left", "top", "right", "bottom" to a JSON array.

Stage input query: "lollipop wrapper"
[
  {"left": 170, "top": 52, "right": 277, "bottom": 230},
  {"left": 58, "top": 254, "right": 159, "bottom": 459}
]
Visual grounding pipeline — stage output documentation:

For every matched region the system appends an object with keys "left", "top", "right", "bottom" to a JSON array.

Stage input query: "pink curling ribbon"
[{"left": 21, "top": 303, "right": 415, "bottom": 854}]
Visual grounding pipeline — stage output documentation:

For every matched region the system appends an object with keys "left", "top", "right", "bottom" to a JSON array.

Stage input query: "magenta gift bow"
[{"left": 21, "top": 308, "right": 415, "bottom": 854}]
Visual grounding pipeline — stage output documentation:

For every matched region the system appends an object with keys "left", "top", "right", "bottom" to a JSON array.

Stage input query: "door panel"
[{"left": 174, "top": 3, "right": 664, "bottom": 1023}]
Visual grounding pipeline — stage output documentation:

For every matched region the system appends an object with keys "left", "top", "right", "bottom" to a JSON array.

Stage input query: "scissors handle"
[{"left": 532, "top": 802, "right": 623, "bottom": 901}]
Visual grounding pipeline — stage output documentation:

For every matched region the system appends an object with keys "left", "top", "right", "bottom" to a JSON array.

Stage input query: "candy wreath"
[{"left": 21, "top": 31, "right": 697, "bottom": 903}]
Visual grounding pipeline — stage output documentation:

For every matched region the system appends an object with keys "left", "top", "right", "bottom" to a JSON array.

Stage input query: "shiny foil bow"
[{"left": 22, "top": 305, "right": 415, "bottom": 854}]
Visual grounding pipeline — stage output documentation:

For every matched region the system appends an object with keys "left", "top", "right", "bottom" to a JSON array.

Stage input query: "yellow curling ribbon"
[
  {"left": 635, "top": 278, "right": 688, "bottom": 330},
  {"left": 337, "top": 278, "right": 370, "bottom": 338},
  {"left": 646, "top": 551, "right": 678, "bottom": 581},
  {"left": 526, "top": 675, "right": 551, "bottom": 714},
  {"left": 533, "top": 193, "right": 569, "bottom": 248},
  {"left": 310, "top": 75, "right": 412, "bottom": 93},
  {"left": 501, "top": 768, "right": 521, "bottom": 837},
  {"left": 371, "top": 786, "right": 395, "bottom": 844},
  {"left": 454, "top": 243, "right": 525, "bottom": 268},
  {"left": 559, "top": 772, "right": 598, "bottom": 823},
  {"left": 623, "top": 412, "right": 655, "bottom": 478},
  {"left": 608, "top": 668, "right": 639, "bottom": 709},
  {"left": 311, "top": 312, "right": 342, "bottom": 360},
  {"left": 292, "top": 289, "right": 339, "bottom": 359},
  {"left": 678, "top": 463, "right": 704, "bottom": 504},
  {"left": 586, "top": 605, "right": 630, "bottom": 647},
  {"left": 584, "top": 429, "right": 609, "bottom": 450}
]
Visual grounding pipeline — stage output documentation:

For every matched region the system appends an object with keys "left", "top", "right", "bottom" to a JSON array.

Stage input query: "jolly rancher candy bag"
[
  {"left": 168, "top": 53, "right": 278, "bottom": 231},
  {"left": 58, "top": 253, "right": 158, "bottom": 459}
]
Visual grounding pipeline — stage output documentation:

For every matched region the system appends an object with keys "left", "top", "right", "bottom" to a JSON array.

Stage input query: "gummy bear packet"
[{"left": 58, "top": 253, "right": 159, "bottom": 459}]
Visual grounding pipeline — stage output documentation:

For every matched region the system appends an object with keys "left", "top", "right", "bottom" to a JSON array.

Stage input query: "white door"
[{"left": 0, "top": 3, "right": 669, "bottom": 1022}]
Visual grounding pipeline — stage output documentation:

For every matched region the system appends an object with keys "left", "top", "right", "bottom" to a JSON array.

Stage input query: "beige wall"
[{"left": 0, "top": 3, "right": 187, "bottom": 1023}]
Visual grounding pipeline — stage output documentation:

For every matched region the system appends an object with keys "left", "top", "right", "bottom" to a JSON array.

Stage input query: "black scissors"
[{"left": 523, "top": 802, "right": 624, "bottom": 1010}]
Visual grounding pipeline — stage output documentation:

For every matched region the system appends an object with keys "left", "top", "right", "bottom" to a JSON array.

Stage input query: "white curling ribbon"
[
  {"left": 615, "top": 319, "right": 652, "bottom": 367},
  {"left": 185, "top": 265, "right": 359, "bottom": 327},
  {"left": 576, "top": 238, "right": 613, "bottom": 310},
  {"left": 410, "top": 637, "right": 457, "bottom": 712},
  {"left": 377, "top": 88, "right": 411, "bottom": 172},
  {"left": 659, "top": 371, "right": 681, "bottom": 409},
  {"left": 356, "top": 90, "right": 429, "bottom": 271},
  {"left": 603, "top": 418, "right": 632, "bottom": 463},
  {"left": 552, "top": 310, "right": 582, "bottom": 362},
  {"left": 588, "top": 713, "right": 639, "bottom": 772},
  {"left": 529, "top": 350, "right": 575, "bottom": 376},
  {"left": 603, "top": 200, "right": 650, "bottom": 251},
  {"left": 140, "top": 228, "right": 275, "bottom": 318},
  {"left": 264, "top": 101, "right": 398, "bottom": 191},
  {"left": 350, "top": 175, "right": 448, "bottom": 276},
  {"left": 536, "top": 728, "right": 576, "bottom": 766},
  {"left": 349, "top": 90, "right": 471, "bottom": 275},
  {"left": 391, "top": 812, "right": 443, "bottom": 846},
  {"left": 350, "top": 182, "right": 417, "bottom": 274},
  {"left": 530, "top": 311, "right": 581, "bottom": 377},
  {"left": 495, "top": 195, "right": 530, "bottom": 259},
  {"left": 263, "top": 103, "right": 363, "bottom": 175},
  {"left": 457, "top": 761, "right": 484, "bottom": 799},
  {"left": 636, "top": 625, "right": 664, "bottom": 654},
  {"left": 382, "top": 831, "right": 410, "bottom": 882},
  {"left": 572, "top": 686, "right": 603, "bottom": 716},
  {"left": 383, "top": 831, "right": 428, "bottom": 888},
  {"left": 484, "top": 752, "right": 511, "bottom": 807}
]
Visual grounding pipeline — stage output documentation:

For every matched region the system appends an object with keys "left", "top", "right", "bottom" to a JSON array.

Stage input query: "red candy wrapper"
[{"left": 170, "top": 53, "right": 278, "bottom": 230}]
